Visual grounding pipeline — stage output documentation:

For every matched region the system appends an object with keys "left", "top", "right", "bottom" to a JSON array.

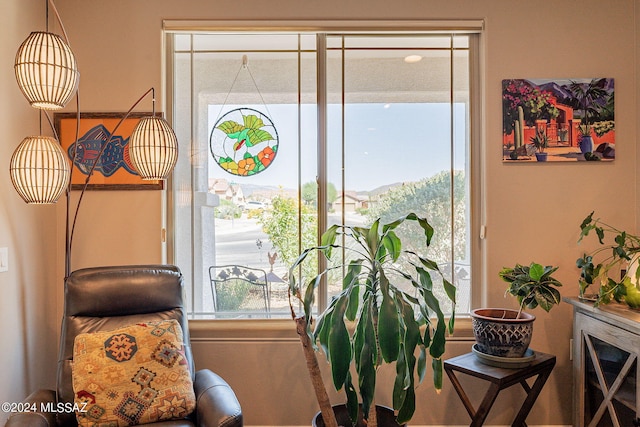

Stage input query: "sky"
[{"left": 208, "top": 102, "right": 468, "bottom": 193}]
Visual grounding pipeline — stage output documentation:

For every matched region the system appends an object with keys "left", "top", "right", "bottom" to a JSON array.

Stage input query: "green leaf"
[
  {"left": 367, "top": 219, "right": 380, "bottom": 256},
  {"left": 344, "top": 372, "right": 358, "bottom": 425},
  {"left": 536, "top": 287, "right": 561, "bottom": 312},
  {"left": 417, "top": 346, "right": 427, "bottom": 383},
  {"left": 443, "top": 278, "right": 456, "bottom": 305},
  {"left": 416, "top": 216, "right": 435, "bottom": 246},
  {"left": 423, "top": 325, "right": 431, "bottom": 348},
  {"left": 432, "top": 358, "right": 443, "bottom": 391},
  {"left": 216, "top": 120, "right": 243, "bottom": 135},
  {"left": 396, "top": 383, "right": 416, "bottom": 424},
  {"left": 382, "top": 230, "right": 402, "bottom": 262},
  {"left": 580, "top": 211, "right": 594, "bottom": 230},
  {"left": 353, "top": 296, "right": 368, "bottom": 361},
  {"left": 415, "top": 266, "right": 433, "bottom": 291},
  {"left": 413, "top": 253, "right": 440, "bottom": 271},
  {"left": 243, "top": 114, "right": 265, "bottom": 129},
  {"left": 320, "top": 225, "right": 339, "bottom": 258},
  {"left": 578, "top": 225, "right": 593, "bottom": 242},
  {"left": 448, "top": 311, "right": 456, "bottom": 335},
  {"left": 382, "top": 215, "right": 406, "bottom": 232},
  {"left": 615, "top": 231, "right": 627, "bottom": 246},
  {"left": 400, "top": 298, "right": 421, "bottom": 358},
  {"left": 421, "top": 285, "right": 446, "bottom": 359},
  {"left": 379, "top": 289, "right": 400, "bottom": 363},
  {"left": 392, "top": 346, "right": 408, "bottom": 411},
  {"left": 577, "top": 255, "right": 594, "bottom": 280},
  {"left": 303, "top": 275, "right": 319, "bottom": 319},
  {"left": 246, "top": 128, "right": 274, "bottom": 145},
  {"left": 528, "top": 263, "right": 545, "bottom": 281},
  {"left": 393, "top": 297, "right": 420, "bottom": 422},
  {"left": 328, "top": 298, "right": 351, "bottom": 390},
  {"left": 358, "top": 307, "right": 376, "bottom": 420},
  {"left": 314, "top": 307, "right": 333, "bottom": 354},
  {"left": 343, "top": 259, "right": 361, "bottom": 297},
  {"left": 344, "top": 260, "right": 362, "bottom": 288},
  {"left": 288, "top": 246, "right": 316, "bottom": 287},
  {"left": 580, "top": 211, "right": 595, "bottom": 229},
  {"left": 345, "top": 283, "right": 360, "bottom": 322}
]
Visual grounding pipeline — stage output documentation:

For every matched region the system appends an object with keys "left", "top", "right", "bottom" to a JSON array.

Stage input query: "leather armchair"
[{"left": 5, "top": 265, "right": 242, "bottom": 427}]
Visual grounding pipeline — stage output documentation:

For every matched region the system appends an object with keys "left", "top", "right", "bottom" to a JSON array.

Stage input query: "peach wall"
[
  {"left": 14, "top": 0, "right": 639, "bottom": 425},
  {"left": 0, "top": 0, "right": 59, "bottom": 422}
]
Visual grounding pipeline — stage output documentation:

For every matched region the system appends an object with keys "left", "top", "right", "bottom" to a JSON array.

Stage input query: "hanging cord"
[
  {"left": 243, "top": 55, "right": 274, "bottom": 120},
  {"left": 211, "top": 54, "right": 274, "bottom": 126}
]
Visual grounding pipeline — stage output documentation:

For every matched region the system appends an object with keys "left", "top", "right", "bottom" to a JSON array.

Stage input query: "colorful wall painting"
[
  {"left": 54, "top": 112, "right": 164, "bottom": 190},
  {"left": 209, "top": 107, "right": 279, "bottom": 176},
  {"left": 502, "top": 78, "right": 615, "bottom": 162}
]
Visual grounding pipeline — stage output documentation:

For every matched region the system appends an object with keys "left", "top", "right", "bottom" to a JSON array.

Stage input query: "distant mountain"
[
  {"left": 527, "top": 78, "right": 614, "bottom": 106},
  {"left": 536, "top": 81, "right": 573, "bottom": 102},
  {"left": 239, "top": 183, "right": 283, "bottom": 197},
  {"left": 366, "top": 182, "right": 404, "bottom": 197}
]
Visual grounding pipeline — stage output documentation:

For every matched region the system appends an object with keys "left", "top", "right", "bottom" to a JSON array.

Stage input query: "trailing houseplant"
[
  {"left": 288, "top": 213, "right": 456, "bottom": 427},
  {"left": 470, "top": 262, "right": 562, "bottom": 358},
  {"left": 577, "top": 211, "right": 640, "bottom": 308}
]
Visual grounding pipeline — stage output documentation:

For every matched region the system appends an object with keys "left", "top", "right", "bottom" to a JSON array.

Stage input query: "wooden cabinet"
[{"left": 566, "top": 297, "right": 640, "bottom": 427}]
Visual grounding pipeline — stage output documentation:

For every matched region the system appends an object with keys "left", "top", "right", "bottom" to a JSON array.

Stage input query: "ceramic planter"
[
  {"left": 535, "top": 152, "right": 548, "bottom": 162},
  {"left": 470, "top": 308, "right": 535, "bottom": 358},
  {"left": 579, "top": 135, "right": 594, "bottom": 154}
]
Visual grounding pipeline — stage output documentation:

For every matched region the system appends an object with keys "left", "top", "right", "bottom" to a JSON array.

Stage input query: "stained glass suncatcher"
[{"left": 210, "top": 107, "right": 279, "bottom": 176}]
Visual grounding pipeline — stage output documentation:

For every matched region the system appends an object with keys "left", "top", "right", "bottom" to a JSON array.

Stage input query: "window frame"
[{"left": 163, "top": 20, "right": 485, "bottom": 324}]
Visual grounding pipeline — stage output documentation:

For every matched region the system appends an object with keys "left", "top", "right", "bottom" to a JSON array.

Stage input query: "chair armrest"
[
  {"left": 193, "top": 369, "right": 242, "bottom": 427},
  {"left": 4, "top": 389, "right": 57, "bottom": 427}
]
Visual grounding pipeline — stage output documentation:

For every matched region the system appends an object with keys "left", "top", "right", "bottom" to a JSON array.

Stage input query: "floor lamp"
[{"left": 9, "top": 0, "right": 178, "bottom": 278}]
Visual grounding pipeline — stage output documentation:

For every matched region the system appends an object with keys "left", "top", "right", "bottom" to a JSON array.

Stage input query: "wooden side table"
[{"left": 444, "top": 351, "right": 556, "bottom": 427}]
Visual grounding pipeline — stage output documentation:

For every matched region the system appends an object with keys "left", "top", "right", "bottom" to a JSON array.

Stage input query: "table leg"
[
  {"left": 472, "top": 382, "right": 501, "bottom": 427},
  {"left": 444, "top": 369, "right": 477, "bottom": 419},
  {"left": 445, "top": 369, "right": 505, "bottom": 426},
  {"left": 511, "top": 368, "right": 553, "bottom": 427}
]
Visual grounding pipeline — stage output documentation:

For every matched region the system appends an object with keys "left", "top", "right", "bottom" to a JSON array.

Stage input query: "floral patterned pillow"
[{"left": 72, "top": 319, "right": 195, "bottom": 426}]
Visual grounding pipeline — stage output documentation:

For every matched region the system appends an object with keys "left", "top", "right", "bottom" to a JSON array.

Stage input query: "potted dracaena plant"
[
  {"left": 288, "top": 213, "right": 456, "bottom": 427},
  {"left": 470, "top": 262, "right": 562, "bottom": 358}
]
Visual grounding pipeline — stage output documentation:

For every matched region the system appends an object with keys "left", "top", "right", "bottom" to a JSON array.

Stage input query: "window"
[{"left": 166, "top": 25, "right": 480, "bottom": 320}]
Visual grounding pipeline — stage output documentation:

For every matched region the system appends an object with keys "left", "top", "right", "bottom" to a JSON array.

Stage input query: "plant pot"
[
  {"left": 534, "top": 152, "right": 548, "bottom": 162},
  {"left": 579, "top": 135, "right": 594, "bottom": 154},
  {"left": 312, "top": 404, "right": 405, "bottom": 427},
  {"left": 470, "top": 308, "right": 535, "bottom": 358}
]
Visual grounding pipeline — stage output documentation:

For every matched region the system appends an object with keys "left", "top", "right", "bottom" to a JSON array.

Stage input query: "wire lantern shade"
[
  {"left": 14, "top": 31, "right": 79, "bottom": 110},
  {"left": 129, "top": 116, "right": 179, "bottom": 180},
  {"left": 10, "top": 136, "right": 70, "bottom": 204}
]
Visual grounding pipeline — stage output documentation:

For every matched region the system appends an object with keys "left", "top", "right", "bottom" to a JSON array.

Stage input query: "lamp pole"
[
  {"left": 11, "top": 0, "right": 178, "bottom": 279},
  {"left": 64, "top": 89, "right": 159, "bottom": 278}
]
